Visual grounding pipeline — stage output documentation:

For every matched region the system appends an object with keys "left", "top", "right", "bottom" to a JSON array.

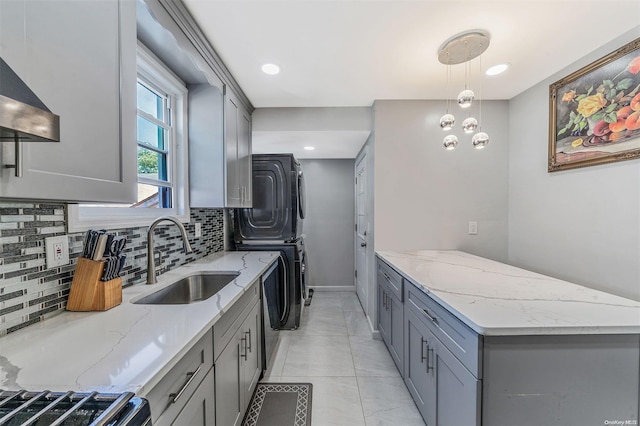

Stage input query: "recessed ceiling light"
[
  {"left": 486, "top": 63, "right": 509, "bottom": 76},
  {"left": 261, "top": 63, "right": 280, "bottom": 75},
  {"left": 304, "top": 146, "right": 315, "bottom": 151}
]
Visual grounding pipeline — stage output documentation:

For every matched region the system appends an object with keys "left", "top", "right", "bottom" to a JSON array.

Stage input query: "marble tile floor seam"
[{"left": 261, "top": 291, "right": 424, "bottom": 426}]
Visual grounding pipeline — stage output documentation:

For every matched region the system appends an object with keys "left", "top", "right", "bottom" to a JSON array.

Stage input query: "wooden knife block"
[{"left": 67, "top": 258, "right": 122, "bottom": 311}]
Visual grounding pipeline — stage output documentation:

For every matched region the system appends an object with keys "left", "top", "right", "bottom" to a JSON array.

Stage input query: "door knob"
[{"left": 360, "top": 242, "right": 367, "bottom": 247}]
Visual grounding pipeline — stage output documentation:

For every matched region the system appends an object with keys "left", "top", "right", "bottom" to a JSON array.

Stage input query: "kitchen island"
[
  {"left": 0, "top": 251, "right": 279, "bottom": 425},
  {"left": 376, "top": 250, "right": 640, "bottom": 426}
]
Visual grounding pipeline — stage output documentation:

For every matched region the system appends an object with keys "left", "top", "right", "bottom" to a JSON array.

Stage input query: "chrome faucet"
[{"left": 146, "top": 216, "right": 194, "bottom": 284}]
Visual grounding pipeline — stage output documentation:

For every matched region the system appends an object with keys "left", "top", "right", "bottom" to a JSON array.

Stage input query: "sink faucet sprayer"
[{"left": 146, "top": 216, "right": 194, "bottom": 284}]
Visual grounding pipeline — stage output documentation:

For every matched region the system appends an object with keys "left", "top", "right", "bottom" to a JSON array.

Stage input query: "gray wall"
[
  {"left": 299, "top": 159, "right": 355, "bottom": 289},
  {"left": 373, "top": 100, "right": 510, "bottom": 262},
  {"left": 508, "top": 26, "right": 640, "bottom": 301}
]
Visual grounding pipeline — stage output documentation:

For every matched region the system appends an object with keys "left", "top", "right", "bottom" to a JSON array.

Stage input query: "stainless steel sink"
[{"left": 134, "top": 272, "right": 239, "bottom": 304}]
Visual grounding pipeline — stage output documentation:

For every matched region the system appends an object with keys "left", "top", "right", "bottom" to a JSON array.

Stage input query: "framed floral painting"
[{"left": 549, "top": 37, "right": 640, "bottom": 172}]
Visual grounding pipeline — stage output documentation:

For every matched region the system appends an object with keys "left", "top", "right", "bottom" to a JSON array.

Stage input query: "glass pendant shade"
[
  {"left": 439, "top": 113, "right": 455, "bottom": 131},
  {"left": 462, "top": 117, "right": 478, "bottom": 133},
  {"left": 443, "top": 134, "right": 458, "bottom": 150},
  {"left": 457, "top": 89, "right": 475, "bottom": 108},
  {"left": 472, "top": 131, "right": 489, "bottom": 149}
]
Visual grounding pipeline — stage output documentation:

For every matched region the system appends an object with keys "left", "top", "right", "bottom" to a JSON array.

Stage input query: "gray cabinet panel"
[
  {"left": 405, "top": 281, "right": 481, "bottom": 377},
  {"left": 482, "top": 334, "right": 640, "bottom": 426},
  {"left": 172, "top": 367, "right": 215, "bottom": 426},
  {"left": 238, "top": 105, "right": 252, "bottom": 206},
  {"left": 377, "top": 277, "right": 390, "bottom": 343},
  {"left": 147, "top": 332, "right": 213, "bottom": 425},
  {"left": 225, "top": 91, "right": 241, "bottom": 207},
  {"left": 215, "top": 337, "right": 242, "bottom": 426},
  {"left": 388, "top": 291, "right": 404, "bottom": 375},
  {"left": 224, "top": 88, "right": 252, "bottom": 208},
  {"left": 432, "top": 335, "right": 480, "bottom": 426},
  {"left": 404, "top": 307, "right": 436, "bottom": 425},
  {"left": 378, "top": 258, "right": 403, "bottom": 301},
  {"left": 188, "top": 83, "right": 226, "bottom": 208},
  {"left": 378, "top": 267, "right": 404, "bottom": 375},
  {"left": 241, "top": 300, "right": 262, "bottom": 411},
  {"left": 0, "top": 0, "right": 137, "bottom": 202},
  {"left": 214, "top": 282, "right": 263, "bottom": 426},
  {"left": 189, "top": 85, "right": 252, "bottom": 208}
]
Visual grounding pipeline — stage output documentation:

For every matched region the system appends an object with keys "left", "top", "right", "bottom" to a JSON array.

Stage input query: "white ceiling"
[{"left": 182, "top": 0, "right": 640, "bottom": 156}]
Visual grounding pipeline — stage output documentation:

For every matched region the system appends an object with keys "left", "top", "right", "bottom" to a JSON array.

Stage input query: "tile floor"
[{"left": 262, "top": 291, "right": 425, "bottom": 426}]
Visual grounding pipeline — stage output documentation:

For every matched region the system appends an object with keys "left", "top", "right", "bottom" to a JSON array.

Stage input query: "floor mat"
[{"left": 242, "top": 383, "right": 313, "bottom": 426}]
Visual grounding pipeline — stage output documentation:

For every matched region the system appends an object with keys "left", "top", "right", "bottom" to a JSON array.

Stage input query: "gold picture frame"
[{"left": 549, "top": 37, "right": 640, "bottom": 172}]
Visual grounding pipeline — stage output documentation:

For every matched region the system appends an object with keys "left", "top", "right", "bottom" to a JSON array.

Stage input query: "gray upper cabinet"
[
  {"left": 0, "top": 0, "right": 137, "bottom": 202},
  {"left": 188, "top": 85, "right": 252, "bottom": 208},
  {"left": 225, "top": 88, "right": 252, "bottom": 208}
]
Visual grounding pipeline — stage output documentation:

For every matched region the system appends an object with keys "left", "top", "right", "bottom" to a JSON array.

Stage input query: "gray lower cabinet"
[
  {"left": 377, "top": 259, "right": 404, "bottom": 375},
  {"left": 171, "top": 368, "right": 215, "bottom": 426},
  {"left": 404, "top": 307, "right": 435, "bottom": 424},
  {"left": 378, "top": 254, "right": 640, "bottom": 426},
  {"left": 377, "top": 278, "right": 390, "bottom": 343},
  {"left": 241, "top": 301, "right": 262, "bottom": 402},
  {"left": 0, "top": 0, "right": 137, "bottom": 203},
  {"left": 405, "top": 303, "right": 480, "bottom": 426},
  {"left": 214, "top": 282, "right": 262, "bottom": 426},
  {"left": 147, "top": 331, "right": 214, "bottom": 426}
]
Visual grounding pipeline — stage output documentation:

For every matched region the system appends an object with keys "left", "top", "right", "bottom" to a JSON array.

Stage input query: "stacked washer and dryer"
[{"left": 234, "top": 154, "right": 308, "bottom": 331}]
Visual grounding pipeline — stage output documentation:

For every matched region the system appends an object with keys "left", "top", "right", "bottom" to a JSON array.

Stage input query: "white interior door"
[{"left": 355, "top": 154, "right": 368, "bottom": 312}]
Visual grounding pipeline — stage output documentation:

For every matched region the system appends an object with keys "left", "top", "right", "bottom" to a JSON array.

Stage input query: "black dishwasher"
[{"left": 0, "top": 390, "right": 151, "bottom": 425}]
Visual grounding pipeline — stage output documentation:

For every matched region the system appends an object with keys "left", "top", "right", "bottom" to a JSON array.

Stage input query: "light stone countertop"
[
  {"left": 377, "top": 250, "right": 640, "bottom": 336},
  {"left": 0, "top": 251, "right": 278, "bottom": 395}
]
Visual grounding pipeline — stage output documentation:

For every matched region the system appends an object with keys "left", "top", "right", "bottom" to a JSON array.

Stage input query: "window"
[
  {"left": 68, "top": 42, "right": 189, "bottom": 232},
  {"left": 136, "top": 77, "right": 173, "bottom": 208}
]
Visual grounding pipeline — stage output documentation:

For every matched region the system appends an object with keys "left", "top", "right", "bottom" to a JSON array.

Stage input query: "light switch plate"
[
  {"left": 468, "top": 221, "right": 478, "bottom": 235},
  {"left": 195, "top": 222, "right": 202, "bottom": 238},
  {"left": 45, "top": 235, "right": 69, "bottom": 269}
]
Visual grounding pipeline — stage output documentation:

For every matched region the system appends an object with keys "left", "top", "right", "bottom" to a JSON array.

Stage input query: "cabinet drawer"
[
  {"left": 378, "top": 258, "right": 403, "bottom": 301},
  {"left": 213, "top": 281, "right": 259, "bottom": 361},
  {"left": 147, "top": 331, "right": 213, "bottom": 424},
  {"left": 405, "top": 282, "right": 482, "bottom": 378}
]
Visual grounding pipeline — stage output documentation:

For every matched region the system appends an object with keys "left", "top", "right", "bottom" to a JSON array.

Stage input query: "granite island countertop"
[
  {"left": 0, "top": 251, "right": 278, "bottom": 395},
  {"left": 377, "top": 250, "right": 640, "bottom": 336}
]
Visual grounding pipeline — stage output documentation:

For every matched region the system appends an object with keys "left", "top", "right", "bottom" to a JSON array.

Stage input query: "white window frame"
[{"left": 68, "top": 42, "right": 189, "bottom": 232}]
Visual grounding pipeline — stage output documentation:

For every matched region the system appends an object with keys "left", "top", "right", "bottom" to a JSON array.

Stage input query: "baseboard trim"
[
  {"left": 308, "top": 286, "right": 356, "bottom": 292},
  {"left": 367, "top": 315, "right": 381, "bottom": 340}
]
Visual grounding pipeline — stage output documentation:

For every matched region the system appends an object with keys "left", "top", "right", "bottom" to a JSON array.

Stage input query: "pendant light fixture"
[
  {"left": 439, "top": 52, "right": 455, "bottom": 131},
  {"left": 437, "top": 30, "right": 490, "bottom": 150}
]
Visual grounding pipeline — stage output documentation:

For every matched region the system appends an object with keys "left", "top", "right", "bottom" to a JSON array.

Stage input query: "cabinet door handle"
[
  {"left": 426, "top": 345, "right": 434, "bottom": 372},
  {"left": 420, "top": 337, "right": 427, "bottom": 363},
  {"left": 240, "top": 336, "right": 248, "bottom": 360},
  {"left": 245, "top": 329, "right": 252, "bottom": 353},
  {"left": 169, "top": 363, "right": 203, "bottom": 403},
  {"left": 421, "top": 308, "right": 438, "bottom": 324},
  {"left": 4, "top": 136, "right": 23, "bottom": 178}
]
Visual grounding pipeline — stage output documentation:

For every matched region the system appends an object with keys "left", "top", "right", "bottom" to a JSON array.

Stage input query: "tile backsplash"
[{"left": 0, "top": 202, "right": 224, "bottom": 336}]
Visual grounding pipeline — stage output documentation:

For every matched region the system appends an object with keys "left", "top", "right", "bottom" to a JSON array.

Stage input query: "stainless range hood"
[{"left": 0, "top": 57, "right": 60, "bottom": 142}]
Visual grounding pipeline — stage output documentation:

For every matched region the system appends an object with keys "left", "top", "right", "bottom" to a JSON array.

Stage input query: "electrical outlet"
[
  {"left": 468, "top": 221, "right": 478, "bottom": 235},
  {"left": 45, "top": 235, "right": 69, "bottom": 269},
  {"left": 195, "top": 222, "right": 202, "bottom": 238}
]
